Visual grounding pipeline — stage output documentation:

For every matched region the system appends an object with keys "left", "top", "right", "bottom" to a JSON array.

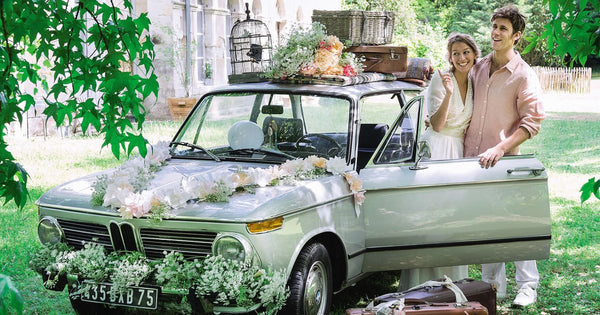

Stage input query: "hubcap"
[{"left": 304, "top": 261, "right": 327, "bottom": 315}]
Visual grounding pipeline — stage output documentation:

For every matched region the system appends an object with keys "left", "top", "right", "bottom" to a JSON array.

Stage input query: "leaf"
[
  {"left": 0, "top": 274, "right": 24, "bottom": 314},
  {"left": 594, "top": 179, "right": 600, "bottom": 200},
  {"left": 580, "top": 177, "right": 596, "bottom": 204}
]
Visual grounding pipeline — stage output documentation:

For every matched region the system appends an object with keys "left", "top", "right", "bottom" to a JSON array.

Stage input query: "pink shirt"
[{"left": 464, "top": 53, "right": 545, "bottom": 157}]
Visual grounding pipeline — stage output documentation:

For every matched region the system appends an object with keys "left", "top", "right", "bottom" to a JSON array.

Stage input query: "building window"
[{"left": 196, "top": 9, "right": 205, "bottom": 82}]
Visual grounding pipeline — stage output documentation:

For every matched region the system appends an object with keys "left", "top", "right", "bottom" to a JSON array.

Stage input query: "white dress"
[
  {"left": 399, "top": 70, "right": 472, "bottom": 290},
  {"left": 420, "top": 71, "right": 473, "bottom": 159}
]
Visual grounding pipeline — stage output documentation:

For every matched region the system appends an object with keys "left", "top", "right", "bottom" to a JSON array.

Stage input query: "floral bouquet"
[{"left": 263, "top": 23, "right": 364, "bottom": 80}]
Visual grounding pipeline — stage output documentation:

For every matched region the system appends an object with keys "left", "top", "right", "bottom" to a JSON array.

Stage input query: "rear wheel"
[{"left": 284, "top": 242, "right": 333, "bottom": 315}]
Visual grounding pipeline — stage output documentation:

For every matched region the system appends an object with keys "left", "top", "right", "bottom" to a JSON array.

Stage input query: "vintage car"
[{"left": 36, "top": 80, "right": 551, "bottom": 314}]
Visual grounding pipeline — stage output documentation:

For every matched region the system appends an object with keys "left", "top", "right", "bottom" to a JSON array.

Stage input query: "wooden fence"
[{"left": 533, "top": 66, "right": 592, "bottom": 94}]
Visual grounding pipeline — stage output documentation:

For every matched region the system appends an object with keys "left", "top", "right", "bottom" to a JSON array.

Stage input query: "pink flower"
[
  {"left": 354, "top": 192, "right": 366, "bottom": 205},
  {"left": 343, "top": 65, "right": 357, "bottom": 77}
]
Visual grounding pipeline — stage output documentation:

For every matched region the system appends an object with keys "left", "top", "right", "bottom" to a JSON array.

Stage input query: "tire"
[{"left": 283, "top": 242, "right": 333, "bottom": 315}]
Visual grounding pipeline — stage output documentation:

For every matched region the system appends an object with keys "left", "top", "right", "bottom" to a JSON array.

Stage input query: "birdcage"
[{"left": 228, "top": 3, "right": 272, "bottom": 83}]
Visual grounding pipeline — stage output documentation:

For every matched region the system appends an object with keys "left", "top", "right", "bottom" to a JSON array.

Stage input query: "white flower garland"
[{"left": 91, "top": 143, "right": 365, "bottom": 220}]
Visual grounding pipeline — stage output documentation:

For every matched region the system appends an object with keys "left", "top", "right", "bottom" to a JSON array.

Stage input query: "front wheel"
[{"left": 284, "top": 242, "right": 333, "bottom": 315}]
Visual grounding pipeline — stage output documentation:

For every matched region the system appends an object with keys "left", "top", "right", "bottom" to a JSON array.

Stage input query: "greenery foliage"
[
  {"left": 531, "top": 0, "right": 600, "bottom": 66},
  {"left": 580, "top": 177, "right": 600, "bottom": 204},
  {"left": 0, "top": 0, "right": 158, "bottom": 209},
  {"left": 29, "top": 243, "right": 288, "bottom": 313},
  {"left": 0, "top": 274, "right": 23, "bottom": 314},
  {"left": 344, "top": 0, "right": 567, "bottom": 69}
]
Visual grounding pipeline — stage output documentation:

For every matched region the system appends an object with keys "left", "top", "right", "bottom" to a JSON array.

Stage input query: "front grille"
[
  {"left": 56, "top": 219, "right": 113, "bottom": 252},
  {"left": 140, "top": 229, "right": 217, "bottom": 260}
]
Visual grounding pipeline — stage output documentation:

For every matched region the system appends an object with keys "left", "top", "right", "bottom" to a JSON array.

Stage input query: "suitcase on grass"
[
  {"left": 345, "top": 46, "right": 408, "bottom": 73},
  {"left": 374, "top": 278, "right": 496, "bottom": 315},
  {"left": 347, "top": 300, "right": 488, "bottom": 315},
  {"left": 402, "top": 301, "right": 488, "bottom": 314}
]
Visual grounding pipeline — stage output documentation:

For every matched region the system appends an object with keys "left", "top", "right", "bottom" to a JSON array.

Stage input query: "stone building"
[{"left": 139, "top": 0, "right": 341, "bottom": 119}]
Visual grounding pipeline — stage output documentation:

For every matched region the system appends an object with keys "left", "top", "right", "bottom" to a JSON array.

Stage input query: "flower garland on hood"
[{"left": 91, "top": 142, "right": 365, "bottom": 221}]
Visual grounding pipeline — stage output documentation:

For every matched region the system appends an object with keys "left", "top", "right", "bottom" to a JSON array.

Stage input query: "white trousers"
[{"left": 481, "top": 260, "right": 539, "bottom": 294}]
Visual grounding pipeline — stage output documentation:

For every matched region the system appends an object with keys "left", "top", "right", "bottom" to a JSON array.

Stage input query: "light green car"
[{"left": 36, "top": 81, "right": 551, "bottom": 314}]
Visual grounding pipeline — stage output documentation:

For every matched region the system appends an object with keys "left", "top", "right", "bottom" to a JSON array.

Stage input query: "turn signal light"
[{"left": 246, "top": 217, "right": 284, "bottom": 234}]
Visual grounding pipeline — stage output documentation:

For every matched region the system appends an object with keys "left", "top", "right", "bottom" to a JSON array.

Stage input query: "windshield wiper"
[
  {"left": 170, "top": 141, "right": 220, "bottom": 161},
  {"left": 228, "top": 148, "right": 294, "bottom": 160}
]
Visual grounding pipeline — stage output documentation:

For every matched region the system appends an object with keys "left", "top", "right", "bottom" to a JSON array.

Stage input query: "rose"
[
  {"left": 146, "top": 141, "right": 171, "bottom": 164},
  {"left": 103, "top": 185, "right": 135, "bottom": 208},
  {"left": 326, "top": 157, "right": 349, "bottom": 175},
  {"left": 306, "top": 155, "right": 327, "bottom": 169},
  {"left": 181, "top": 176, "right": 214, "bottom": 200},
  {"left": 353, "top": 191, "right": 366, "bottom": 205},
  {"left": 232, "top": 172, "right": 253, "bottom": 187},
  {"left": 343, "top": 171, "right": 363, "bottom": 192},
  {"left": 343, "top": 65, "right": 357, "bottom": 77},
  {"left": 245, "top": 167, "right": 274, "bottom": 187}
]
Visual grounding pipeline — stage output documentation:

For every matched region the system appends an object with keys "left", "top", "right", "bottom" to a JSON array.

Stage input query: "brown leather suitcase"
[
  {"left": 374, "top": 279, "right": 496, "bottom": 315},
  {"left": 345, "top": 308, "right": 375, "bottom": 315},
  {"left": 345, "top": 46, "right": 408, "bottom": 73},
  {"left": 402, "top": 301, "right": 489, "bottom": 314},
  {"left": 347, "top": 301, "right": 488, "bottom": 315}
]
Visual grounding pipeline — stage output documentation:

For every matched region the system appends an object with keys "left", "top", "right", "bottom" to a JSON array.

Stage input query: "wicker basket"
[{"left": 312, "top": 10, "right": 394, "bottom": 46}]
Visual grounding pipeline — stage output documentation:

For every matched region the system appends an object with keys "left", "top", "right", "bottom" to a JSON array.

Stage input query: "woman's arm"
[{"left": 429, "top": 70, "right": 454, "bottom": 132}]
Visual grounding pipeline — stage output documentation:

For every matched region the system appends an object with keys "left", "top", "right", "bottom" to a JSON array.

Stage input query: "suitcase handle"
[
  {"left": 405, "top": 276, "right": 469, "bottom": 305},
  {"left": 363, "top": 57, "right": 383, "bottom": 72}
]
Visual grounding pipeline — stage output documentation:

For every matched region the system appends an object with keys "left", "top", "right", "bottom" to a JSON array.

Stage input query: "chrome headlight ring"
[
  {"left": 37, "top": 216, "right": 64, "bottom": 245},
  {"left": 212, "top": 233, "right": 257, "bottom": 264}
]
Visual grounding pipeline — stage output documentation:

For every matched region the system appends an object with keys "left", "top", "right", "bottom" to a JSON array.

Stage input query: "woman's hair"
[{"left": 446, "top": 33, "right": 481, "bottom": 72}]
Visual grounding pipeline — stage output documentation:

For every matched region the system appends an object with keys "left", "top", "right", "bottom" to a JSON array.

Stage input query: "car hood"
[{"left": 37, "top": 159, "right": 352, "bottom": 222}]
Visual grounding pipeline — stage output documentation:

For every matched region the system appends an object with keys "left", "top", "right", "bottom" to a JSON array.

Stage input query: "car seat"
[{"left": 357, "top": 123, "right": 389, "bottom": 171}]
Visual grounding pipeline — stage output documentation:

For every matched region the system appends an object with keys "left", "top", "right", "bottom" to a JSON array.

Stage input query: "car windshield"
[{"left": 171, "top": 92, "right": 351, "bottom": 163}]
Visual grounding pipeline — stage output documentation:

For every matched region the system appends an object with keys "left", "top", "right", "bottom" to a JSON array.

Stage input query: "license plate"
[{"left": 80, "top": 282, "right": 159, "bottom": 309}]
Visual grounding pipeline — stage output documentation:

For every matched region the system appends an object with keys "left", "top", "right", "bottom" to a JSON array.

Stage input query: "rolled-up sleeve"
[{"left": 517, "top": 70, "right": 545, "bottom": 138}]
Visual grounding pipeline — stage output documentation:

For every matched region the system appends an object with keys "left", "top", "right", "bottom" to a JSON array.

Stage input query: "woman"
[{"left": 400, "top": 33, "right": 480, "bottom": 290}]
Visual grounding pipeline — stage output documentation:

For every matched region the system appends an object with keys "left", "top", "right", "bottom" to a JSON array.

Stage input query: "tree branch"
[{"left": 0, "top": 5, "right": 14, "bottom": 80}]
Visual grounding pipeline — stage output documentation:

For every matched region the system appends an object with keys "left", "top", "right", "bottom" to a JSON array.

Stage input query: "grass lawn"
[{"left": 2, "top": 112, "right": 599, "bottom": 314}]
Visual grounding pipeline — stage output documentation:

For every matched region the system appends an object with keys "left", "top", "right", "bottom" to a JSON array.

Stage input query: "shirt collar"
[
  {"left": 484, "top": 50, "right": 522, "bottom": 73},
  {"left": 505, "top": 51, "right": 522, "bottom": 73}
]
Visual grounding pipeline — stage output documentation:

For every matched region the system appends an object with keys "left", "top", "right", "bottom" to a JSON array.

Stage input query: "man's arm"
[{"left": 478, "top": 127, "right": 529, "bottom": 168}]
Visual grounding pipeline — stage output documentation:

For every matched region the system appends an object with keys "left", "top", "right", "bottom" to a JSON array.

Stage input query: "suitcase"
[
  {"left": 374, "top": 278, "right": 496, "bottom": 315},
  {"left": 402, "top": 301, "right": 489, "bottom": 314},
  {"left": 347, "top": 300, "right": 488, "bottom": 315},
  {"left": 345, "top": 46, "right": 408, "bottom": 73},
  {"left": 345, "top": 308, "right": 375, "bottom": 315}
]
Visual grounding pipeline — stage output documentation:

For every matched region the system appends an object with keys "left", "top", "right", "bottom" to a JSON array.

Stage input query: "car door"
[{"left": 358, "top": 96, "right": 551, "bottom": 273}]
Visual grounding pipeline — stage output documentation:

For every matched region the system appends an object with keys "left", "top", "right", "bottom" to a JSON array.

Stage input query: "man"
[{"left": 463, "top": 5, "right": 545, "bottom": 308}]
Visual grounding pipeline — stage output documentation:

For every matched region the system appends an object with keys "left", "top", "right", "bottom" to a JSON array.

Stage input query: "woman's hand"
[{"left": 438, "top": 69, "right": 453, "bottom": 95}]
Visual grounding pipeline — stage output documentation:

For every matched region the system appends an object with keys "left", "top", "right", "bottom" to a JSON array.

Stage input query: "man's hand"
[{"left": 478, "top": 146, "right": 504, "bottom": 168}]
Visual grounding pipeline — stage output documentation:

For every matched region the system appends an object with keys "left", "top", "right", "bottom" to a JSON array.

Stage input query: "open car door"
[{"left": 359, "top": 96, "right": 551, "bottom": 272}]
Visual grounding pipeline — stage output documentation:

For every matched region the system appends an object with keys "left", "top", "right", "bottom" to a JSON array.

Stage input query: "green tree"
[
  {"left": 528, "top": 0, "right": 600, "bottom": 66},
  {"left": 533, "top": 0, "right": 600, "bottom": 203},
  {"left": 517, "top": 1, "right": 565, "bottom": 66},
  {"left": 0, "top": 1, "right": 158, "bottom": 208}
]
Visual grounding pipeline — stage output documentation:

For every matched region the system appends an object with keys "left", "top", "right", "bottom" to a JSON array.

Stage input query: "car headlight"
[
  {"left": 212, "top": 233, "right": 253, "bottom": 263},
  {"left": 38, "top": 216, "right": 64, "bottom": 245}
]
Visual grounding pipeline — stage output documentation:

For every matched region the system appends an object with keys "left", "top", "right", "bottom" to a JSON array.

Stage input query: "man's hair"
[
  {"left": 446, "top": 33, "right": 481, "bottom": 72},
  {"left": 491, "top": 5, "right": 526, "bottom": 44}
]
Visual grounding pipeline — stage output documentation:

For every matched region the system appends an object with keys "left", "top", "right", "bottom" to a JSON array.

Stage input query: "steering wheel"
[{"left": 294, "top": 134, "right": 343, "bottom": 157}]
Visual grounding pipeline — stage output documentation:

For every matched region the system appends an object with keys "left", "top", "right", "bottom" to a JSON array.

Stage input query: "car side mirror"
[
  {"left": 409, "top": 141, "right": 430, "bottom": 170},
  {"left": 261, "top": 105, "right": 284, "bottom": 115}
]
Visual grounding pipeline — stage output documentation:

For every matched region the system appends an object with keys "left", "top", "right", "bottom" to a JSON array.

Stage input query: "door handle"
[{"left": 507, "top": 167, "right": 545, "bottom": 176}]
